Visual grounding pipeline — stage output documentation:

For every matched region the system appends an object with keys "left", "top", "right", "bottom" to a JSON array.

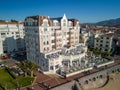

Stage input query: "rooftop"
[{"left": 0, "top": 22, "right": 24, "bottom": 25}]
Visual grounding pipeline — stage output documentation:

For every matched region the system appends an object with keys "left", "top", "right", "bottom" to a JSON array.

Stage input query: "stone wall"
[{"left": 50, "top": 64, "right": 120, "bottom": 90}]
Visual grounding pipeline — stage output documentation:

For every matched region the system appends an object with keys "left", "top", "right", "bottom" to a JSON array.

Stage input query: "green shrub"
[{"left": 5, "top": 67, "right": 16, "bottom": 79}]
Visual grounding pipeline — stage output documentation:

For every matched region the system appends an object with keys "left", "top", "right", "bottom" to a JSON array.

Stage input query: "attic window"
[
  {"left": 43, "top": 19, "right": 48, "bottom": 27},
  {"left": 63, "top": 19, "right": 66, "bottom": 26},
  {"left": 69, "top": 21, "right": 72, "bottom": 26},
  {"left": 44, "top": 21, "right": 47, "bottom": 26},
  {"left": 63, "top": 20, "right": 66, "bottom": 22},
  {"left": 53, "top": 20, "right": 59, "bottom": 26}
]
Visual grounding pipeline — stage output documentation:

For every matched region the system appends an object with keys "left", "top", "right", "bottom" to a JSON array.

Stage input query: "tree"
[
  {"left": 0, "top": 19, "right": 5, "bottom": 22},
  {"left": 18, "top": 61, "right": 38, "bottom": 77},
  {"left": 18, "top": 61, "right": 28, "bottom": 77},
  {"left": 28, "top": 61, "right": 38, "bottom": 77},
  {"left": 93, "top": 48, "right": 101, "bottom": 55},
  {"left": 101, "top": 51, "right": 112, "bottom": 58},
  {"left": 11, "top": 19, "right": 18, "bottom": 22}
]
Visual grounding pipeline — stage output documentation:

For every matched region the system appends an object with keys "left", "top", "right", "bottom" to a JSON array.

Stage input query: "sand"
[{"left": 86, "top": 73, "right": 120, "bottom": 90}]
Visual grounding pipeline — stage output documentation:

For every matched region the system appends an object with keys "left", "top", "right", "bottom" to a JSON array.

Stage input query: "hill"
[{"left": 85, "top": 18, "right": 120, "bottom": 26}]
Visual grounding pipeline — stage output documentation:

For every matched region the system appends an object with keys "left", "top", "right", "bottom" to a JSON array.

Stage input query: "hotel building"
[
  {"left": 0, "top": 22, "right": 25, "bottom": 54},
  {"left": 24, "top": 14, "right": 87, "bottom": 74}
]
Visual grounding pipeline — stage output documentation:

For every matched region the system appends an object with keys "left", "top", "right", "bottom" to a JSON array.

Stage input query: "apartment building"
[
  {"left": 94, "top": 33, "right": 114, "bottom": 52},
  {"left": 25, "top": 14, "right": 87, "bottom": 74},
  {"left": 0, "top": 22, "right": 25, "bottom": 54}
]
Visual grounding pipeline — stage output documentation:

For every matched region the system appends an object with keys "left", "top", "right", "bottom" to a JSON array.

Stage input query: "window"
[
  {"left": 52, "top": 40, "right": 55, "bottom": 43},
  {"left": 51, "top": 33, "right": 55, "bottom": 36},
  {"left": 43, "top": 19, "right": 48, "bottom": 27},
  {"left": 63, "top": 19, "right": 66, "bottom": 26},
  {"left": 100, "top": 44, "right": 102, "bottom": 46},
  {"left": 50, "top": 66, "right": 53, "bottom": 70},
  {"left": 53, "top": 22, "right": 55, "bottom": 26},
  {"left": 1, "top": 33, "right": 6, "bottom": 38},
  {"left": 63, "top": 23, "right": 66, "bottom": 26},
  {"left": 44, "top": 28, "right": 47, "bottom": 31},
  {"left": 69, "top": 21, "right": 72, "bottom": 26},
  {"left": 106, "top": 37, "right": 109, "bottom": 39},
  {"left": 67, "top": 38, "right": 69, "bottom": 41},
  {"left": 59, "top": 39, "right": 61, "bottom": 41},
  {"left": 67, "top": 42, "right": 70, "bottom": 44},
  {"left": 67, "top": 32, "right": 70, "bottom": 35},
  {"left": 44, "top": 48, "right": 46, "bottom": 51},
  {"left": 52, "top": 45, "right": 55, "bottom": 49},
  {"left": 106, "top": 41, "right": 109, "bottom": 43},
  {"left": 44, "top": 22, "right": 47, "bottom": 26},
  {"left": 63, "top": 19, "right": 66, "bottom": 22},
  {"left": 47, "top": 47, "right": 49, "bottom": 51},
  {"left": 56, "top": 22, "right": 59, "bottom": 26},
  {"left": 47, "top": 41, "right": 49, "bottom": 44},
  {"left": 44, "top": 42, "right": 45, "bottom": 45},
  {"left": 16, "top": 32, "right": 19, "bottom": 34},
  {"left": 16, "top": 35, "right": 20, "bottom": 38},
  {"left": 105, "top": 49, "right": 108, "bottom": 51},
  {"left": 34, "top": 30, "right": 38, "bottom": 33},
  {"left": 100, "top": 40, "right": 103, "bottom": 43},
  {"left": 55, "top": 65, "right": 59, "bottom": 69},
  {"left": 1, "top": 33, "right": 5, "bottom": 35},
  {"left": 106, "top": 45, "right": 109, "bottom": 47}
]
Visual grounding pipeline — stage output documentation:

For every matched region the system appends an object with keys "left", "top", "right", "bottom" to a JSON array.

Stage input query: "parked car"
[
  {"left": 0, "top": 64, "right": 5, "bottom": 67},
  {"left": 10, "top": 67, "right": 24, "bottom": 75},
  {"left": 18, "top": 68, "right": 24, "bottom": 75},
  {"left": 2, "top": 56, "right": 9, "bottom": 60}
]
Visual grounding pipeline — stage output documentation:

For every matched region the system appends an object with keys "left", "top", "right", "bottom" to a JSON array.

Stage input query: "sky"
[{"left": 0, "top": 0, "right": 120, "bottom": 23}]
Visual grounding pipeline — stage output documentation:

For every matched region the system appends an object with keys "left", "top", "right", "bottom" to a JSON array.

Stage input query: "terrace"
[
  {"left": 58, "top": 55, "right": 114, "bottom": 77},
  {"left": 46, "top": 44, "right": 85, "bottom": 60}
]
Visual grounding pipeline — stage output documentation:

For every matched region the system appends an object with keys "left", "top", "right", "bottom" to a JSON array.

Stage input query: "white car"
[{"left": 0, "top": 64, "right": 5, "bottom": 67}]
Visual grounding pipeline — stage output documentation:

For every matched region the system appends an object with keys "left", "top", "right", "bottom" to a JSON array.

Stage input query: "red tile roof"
[{"left": 0, "top": 22, "right": 24, "bottom": 24}]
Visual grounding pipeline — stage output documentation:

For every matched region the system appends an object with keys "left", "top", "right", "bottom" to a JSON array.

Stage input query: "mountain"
[{"left": 85, "top": 18, "right": 120, "bottom": 26}]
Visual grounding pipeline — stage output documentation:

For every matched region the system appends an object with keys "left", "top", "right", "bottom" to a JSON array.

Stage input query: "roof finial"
[{"left": 63, "top": 13, "right": 67, "bottom": 19}]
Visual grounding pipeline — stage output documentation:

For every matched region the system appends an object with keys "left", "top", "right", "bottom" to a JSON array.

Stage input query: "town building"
[
  {"left": 80, "top": 24, "right": 94, "bottom": 47},
  {"left": 0, "top": 22, "right": 25, "bottom": 54},
  {"left": 24, "top": 14, "right": 88, "bottom": 74},
  {"left": 94, "top": 33, "right": 114, "bottom": 52}
]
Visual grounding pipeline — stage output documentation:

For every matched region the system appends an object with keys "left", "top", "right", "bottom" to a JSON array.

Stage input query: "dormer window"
[
  {"left": 53, "top": 20, "right": 59, "bottom": 26},
  {"left": 35, "top": 20, "right": 37, "bottom": 25},
  {"left": 63, "top": 20, "right": 66, "bottom": 22},
  {"left": 43, "top": 19, "right": 48, "bottom": 27},
  {"left": 63, "top": 20, "right": 66, "bottom": 26},
  {"left": 69, "top": 21, "right": 72, "bottom": 26},
  {"left": 43, "top": 21, "right": 47, "bottom": 26}
]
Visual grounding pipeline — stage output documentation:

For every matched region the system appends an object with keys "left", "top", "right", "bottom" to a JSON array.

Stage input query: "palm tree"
[
  {"left": 18, "top": 61, "right": 28, "bottom": 77},
  {"left": 28, "top": 62, "right": 38, "bottom": 77},
  {"left": 18, "top": 61, "right": 38, "bottom": 77}
]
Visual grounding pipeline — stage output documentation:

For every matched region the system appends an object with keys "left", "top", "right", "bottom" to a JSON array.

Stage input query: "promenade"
[{"left": 21, "top": 58, "right": 120, "bottom": 90}]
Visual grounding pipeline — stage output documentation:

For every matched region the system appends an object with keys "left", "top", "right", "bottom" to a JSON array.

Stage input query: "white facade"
[
  {"left": 0, "top": 22, "right": 25, "bottom": 54},
  {"left": 94, "top": 33, "right": 114, "bottom": 52},
  {"left": 25, "top": 14, "right": 87, "bottom": 73}
]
